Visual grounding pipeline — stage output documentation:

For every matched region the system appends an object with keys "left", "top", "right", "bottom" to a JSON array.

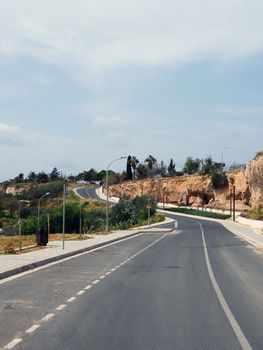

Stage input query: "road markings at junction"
[
  {"left": 198, "top": 221, "right": 253, "bottom": 350},
  {"left": 25, "top": 325, "right": 40, "bottom": 334}
]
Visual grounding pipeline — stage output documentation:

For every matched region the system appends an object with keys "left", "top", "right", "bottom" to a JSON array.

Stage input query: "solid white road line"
[
  {"left": 3, "top": 338, "right": 23, "bottom": 349},
  {"left": 41, "top": 313, "right": 55, "bottom": 322},
  {"left": 25, "top": 325, "right": 40, "bottom": 334},
  {"left": 199, "top": 222, "right": 253, "bottom": 350},
  {"left": 56, "top": 304, "right": 66, "bottom": 311},
  {"left": 67, "top": 297, "right": 76, "bottom": 303}
]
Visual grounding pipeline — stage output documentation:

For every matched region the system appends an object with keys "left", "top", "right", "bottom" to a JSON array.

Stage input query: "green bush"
[
  {"left": 246, "top": 208, "right": 263, "bottom": 220},
  {"left": 211, "top": 171, "right": 228, "bottom": 189}
]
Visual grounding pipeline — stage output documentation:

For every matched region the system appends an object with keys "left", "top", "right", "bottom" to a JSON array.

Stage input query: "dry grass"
[{"left": 0, "top": 233, "right": 89, "bottom": 254}]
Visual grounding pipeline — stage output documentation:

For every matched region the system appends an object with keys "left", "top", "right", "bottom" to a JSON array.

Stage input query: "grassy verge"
[
  {"left": 0, "top": 233, "right": 90, "bottom": 254},
  {"left": 163, "top": 207, "right": 230, "bottom": 220}
]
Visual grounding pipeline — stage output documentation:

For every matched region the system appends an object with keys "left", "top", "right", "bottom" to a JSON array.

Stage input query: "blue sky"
[{"left": 0, "top": 0, "right": 262, "bottom": 180}]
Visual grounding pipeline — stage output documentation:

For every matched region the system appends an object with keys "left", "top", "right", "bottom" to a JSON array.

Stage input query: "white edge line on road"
[
  {"left": 198, "top": 221, "right": 253, "bottom": 350},
  {"left": 25, "top": 325, "right": 40, "bottom": 334},
  {"left": 3, "top": 338, "right": 23, "bottom": 349}
]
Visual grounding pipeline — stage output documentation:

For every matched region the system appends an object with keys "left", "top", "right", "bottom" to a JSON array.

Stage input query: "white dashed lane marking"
[
  {"left": 92, "top": 280, "right": 100, "bottom": 285},
  {"left": 84, "top": 285, "right": 92, "bottom": 290},
  {"left": 67, "top": 297, "right": 77, "bottom": 303},
  {"left": 56, "top": 304, "right": 66, "bottom": 311},
  {"left": 77, "top": 290, "right": 85, "bottom": 295},
  {"left": 25, "top": 325, "right": 40, "bottom": 334},
  {"left": 41, "top": 314, "right": 55, "bottom": 322},
  {"left": 3, "top": 338, "right": 23, "bottom": 349}
]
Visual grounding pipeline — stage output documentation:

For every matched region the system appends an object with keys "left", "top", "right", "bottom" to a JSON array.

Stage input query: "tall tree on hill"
[
  {"left": 126, "top": 155, "right": 133, "bottom": 180},
  {"left": 168, "top": 159, "right": 176, "bottom": 176},
  {"left": 131, "top": 156, "right": 139, "bottom": 180},
  {"left": 50, "top": 167, "right": 60, "bottom": 181},
  {"left": 144, "top": 155, "right": 157, "bottom": 170}
]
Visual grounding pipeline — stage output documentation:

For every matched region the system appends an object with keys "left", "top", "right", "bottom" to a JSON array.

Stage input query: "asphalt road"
[
  {"left": 75, "top": 186, "right": 102, "bottom": 201},
  {"left": 1, "top": 215, "right": 263, "bottom": 349}
]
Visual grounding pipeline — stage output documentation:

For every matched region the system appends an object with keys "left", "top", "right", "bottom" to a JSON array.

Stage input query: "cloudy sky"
[{"left": 0, "top": 0, "right": 262, "bottom": 180}]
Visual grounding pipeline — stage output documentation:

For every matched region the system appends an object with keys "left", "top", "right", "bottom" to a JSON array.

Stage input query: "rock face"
[
  {"left": 246, "top": 153, "right": 263, "bottom": 208},
  {"left": 108, "top": 153, "right": 263, "bottom": 210}
]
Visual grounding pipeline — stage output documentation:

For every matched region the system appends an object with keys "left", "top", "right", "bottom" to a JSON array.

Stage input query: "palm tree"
[
  {"left": 144, "top": 155, "right": 157, "bottom": 170},
  {"left": 130, "top": 156, "right": 139, "bottom": 180}
]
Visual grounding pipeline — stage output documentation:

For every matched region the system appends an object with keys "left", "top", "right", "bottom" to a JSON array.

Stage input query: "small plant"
[
  {"left": 3, "top": 242, "right": 17, "bottom": 254},
  {"left": 246, "top": 208, "right": 263, "bottom": 220}
]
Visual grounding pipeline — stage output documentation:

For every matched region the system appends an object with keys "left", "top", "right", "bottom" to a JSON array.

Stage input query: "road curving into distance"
[{"left": 0, "top": 212, "right": 263, "bottom": 349}]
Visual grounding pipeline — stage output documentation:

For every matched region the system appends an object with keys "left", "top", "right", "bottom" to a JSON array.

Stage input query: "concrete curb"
[{"left": 0, "top": 218, "right": 174, "bottom": 281}]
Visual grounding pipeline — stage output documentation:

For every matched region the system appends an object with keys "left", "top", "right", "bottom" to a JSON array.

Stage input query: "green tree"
[
  {"left": 126, "top": 156, "right": 133, "bottom": 180},
  {"left": 130, "top": 156, "right": 139, "bottom": 180},
  {"left": 144, "top": 155, "right": 157, "bottom": 170},
  {"left": 168, "top": 159, "right": 176, "bottom": 176},
  {"left": 49, "top": 167, "right": 60, "bottom": 181},
  {"left": 137, "top": 163, "right": 148, "bottom": 179},
  {"left": 183, "top": 157, "right": 201, "bottom": 175}
]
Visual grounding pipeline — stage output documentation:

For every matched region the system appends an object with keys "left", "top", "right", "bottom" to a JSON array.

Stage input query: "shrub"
[
  {"left": 164, "top": 207, "right": 230, "bottom": 220},
  {"left": 246, "top": 208, "right": 263, "bottom": 220},
  {"left": 211, "top": 171, "right": 228, "bottom": 189}
]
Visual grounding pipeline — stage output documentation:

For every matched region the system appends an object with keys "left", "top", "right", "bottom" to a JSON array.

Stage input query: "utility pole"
[
  {"left": 62, "top": 183, "right": 66, "bottom": 250},
  {"left": 233, "top": 185, "right": 236, "bottom": 222}
]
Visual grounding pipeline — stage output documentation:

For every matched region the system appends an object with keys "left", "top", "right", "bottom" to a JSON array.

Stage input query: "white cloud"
[
  {"left": 1, "top": 0, "right": 263, "bottom": 74},
  {"left": 0, "top": 123, "right": 31, "bottom": 145},
  {"left": 93, "top": 115, "right": 128, "bottom": 126}
]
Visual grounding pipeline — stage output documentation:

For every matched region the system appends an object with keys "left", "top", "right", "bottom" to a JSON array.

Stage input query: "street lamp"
[
  {"left": 18, "top": 200, "right": 30, "bottom": 253},
  {"left": 106, "top": 156, "right": 126, "bottom": 231},
  {"left": 38, "top": 192, "right": 50, "bottom": 231}
]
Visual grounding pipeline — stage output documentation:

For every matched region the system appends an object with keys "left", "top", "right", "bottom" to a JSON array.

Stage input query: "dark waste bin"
[{"left": 36, "top": 229, "right": 48, "bottom": 246}]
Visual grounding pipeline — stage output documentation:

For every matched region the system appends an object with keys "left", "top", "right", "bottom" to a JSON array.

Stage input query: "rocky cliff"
[{"left": 108, "top": 153, "right": 263, "bottom": 210}]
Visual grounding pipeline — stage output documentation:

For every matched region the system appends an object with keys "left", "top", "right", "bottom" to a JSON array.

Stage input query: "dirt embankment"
[{"left": 108, "top": 153, "right": 263, "bottom": 210}]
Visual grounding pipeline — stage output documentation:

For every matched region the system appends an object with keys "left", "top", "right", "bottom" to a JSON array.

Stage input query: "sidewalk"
[{"left": 0, "top": 218, "right": 175, "bottom": 281}]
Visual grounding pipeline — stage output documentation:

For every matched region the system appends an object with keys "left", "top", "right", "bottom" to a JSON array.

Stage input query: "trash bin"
[{"left": 36, "top": 229, "right": 48, "bottom": 246}]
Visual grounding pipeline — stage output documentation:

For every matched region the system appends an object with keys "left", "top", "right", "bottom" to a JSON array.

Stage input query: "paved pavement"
[
  {"left": 1, "top": 214, "right": 263, "bottom": 349},
  {"left": 1, "top": 209, "right": 262, "bottom": 282},
  {"left": 0, "top": 218, "right": 175, "bottom": 280}
]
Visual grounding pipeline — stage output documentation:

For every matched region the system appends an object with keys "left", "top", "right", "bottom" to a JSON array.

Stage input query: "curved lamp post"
[
  {"left": 106, "top": 157, "right": 126, "bottom": 231},
  {"left": 38, "top": 192, "right": 50, "bottom": 231}
]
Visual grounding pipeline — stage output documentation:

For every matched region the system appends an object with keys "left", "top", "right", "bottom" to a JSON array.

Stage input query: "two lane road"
[{"left": 1, "top": 215, "right": 263, "bottom": 349}]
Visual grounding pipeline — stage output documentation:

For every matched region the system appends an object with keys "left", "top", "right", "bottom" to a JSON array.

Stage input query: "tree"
[
  {"left": 49, "top": 167, "right": 60, "bottom": 181},
  {"left": 130, "top": 156, "right": 139, "bottom": 180},
  {"left": 28, "top": 171, "right": 36, "bottom": 182},
  {"left": 168, "top": 159, "right": 176, "bottom": 177},
  {"left": 137, "top": 163, "right": 148, "bottom": 179},
  {"left": 183, "top": 157, "right": 201, "bottom": 175},
  {"left": 36, "top": 171, "right": 49, "bottom": 183},
  {"left": 144, "top": 155, "right": 157, "bottom": 170},
  {"left": 126, "top": 156, "right": 133, "bottom": 180}
]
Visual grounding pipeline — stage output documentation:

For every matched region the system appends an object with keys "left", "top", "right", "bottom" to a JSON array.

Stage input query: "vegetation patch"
[
  {"left": 163, "top": 207, "right": 230, "bottom": 220},
  {"left": 245, "top": 208, "right": 263, "bottom": 221}
]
